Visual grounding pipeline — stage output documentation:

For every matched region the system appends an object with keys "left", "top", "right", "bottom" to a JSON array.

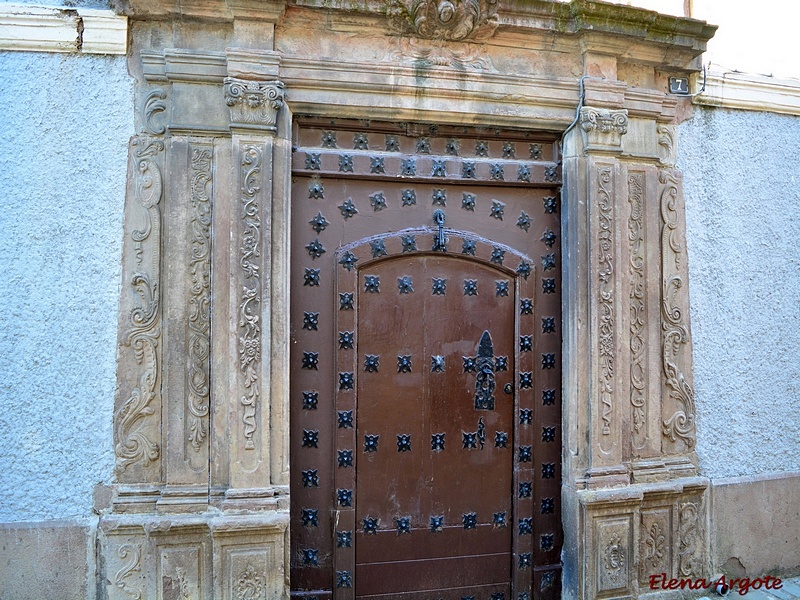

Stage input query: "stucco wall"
[
  {"left": 679, "top": 106, "right": 800, "bottom": 480},
  {"left": 0, "top": 50, "right": 133, "bottom": 521}
]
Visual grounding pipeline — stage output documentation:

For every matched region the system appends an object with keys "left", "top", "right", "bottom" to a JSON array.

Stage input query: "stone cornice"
[{"left": 694, "top": 70, "right": 800, "bottom": 117}]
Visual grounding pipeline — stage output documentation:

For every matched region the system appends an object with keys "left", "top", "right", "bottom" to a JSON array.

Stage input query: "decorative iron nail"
[
  {"left": 541, "top": 534, "right": 554, "bottom": 550},
  {"left": 397, "top": 355, "right": 412, "bottom": 373},
  {"left": 530, "top": 143, "right": 542, "bottom": 160},
  {"left": 430, "top": 515, "right": 444, "bottom": 532},
  {"left": 541, "top": 228, "right": 557, "bottom": 247},
  {"left": 431, "top": 355, "right": 445, "bottom": 373},
  {"left": 338, "top": 372, "right": 354, "bottom": 390},
  {"left": 353, "top": 132, "right": 369, "bottom": 150},
  {"left": 396, "top": 516, "right": 411, "bottom": 534},
  {"left": 302, "top": 549, "right": 319, "bottom": 566},
  {"left": 542, "top": 317, "right": 556, "bottom": 333},
  {"left": 517, "top": 211, "right": 531, "bottom": 231},
  {"left": 490, "top": 199, "right": 505, "bottom": 219},
  {"left": 339, "top": 331, "right": 354, "bottom": 349},
  {"left": 370, "top": 191, "right": 387, "bottom": 211},
  {"left": 398, "top": 276, "right": 414, "bottom": 294},
  {"left": 520, "top": 409, "right": 532, "bottom": 425},
  {"left": 462, "top": 192, "right": 476, "bottom": 210},
  {"left": 364, "top": 275, "right": 380, "bottom": 293},
  {"left": 302, "top": 429, "right": 319, "bottom": 448},
  {"left": 432, "top": 188, "right": 447, "bottom": 206},
  {"left": 543, "top": 195, "right": 558, "bottom": 213},
  {"left": 364, "top": 434, "right": 379, "bottom": 452},
  {"left": 445, "top": 138, "right": 460, "bottom": 155},
  {"left": 338, "top": 154, "right": 354, "bottom": 172},
  {"left": 397, "top": 434, "right": 412, "bottom": 452},
  {"left": 304, "top": 268, "right": 321, "bottom": 286},
  {"left": 519, "top": 482, "right": 532, "bottom": 498},
  {"left": 519, "top": 445, "right": 532, "bottom": 462},
  {"left": 309, "top": 180, "right": 325, "bottom": 199},
  {"left": 305, "top": 152, "right": 321, "bottom": 170},
  {"left": 520, "top": 298, "right": 533, "bottom": 315},
  {"left": 303, "top": 391, "right": 319, "bottom": 410},
  {"left": 364, "top": 354, "right": 380, "bottom": 373},
  {"left": 462, "top": 596, "right": 475, "bottom": 600},
  {"left": 495, "top": 356, "right": 508, "bottom": 371},
  {"left": 431, "top": 432, "right": 445, "bottom": 450},
  {"left": 519, "top": 593, "right": 530, "bottom": 600},
  {"left": 338, "top": 251, "right": 358, "bottom": 271},
  {"left": 542, "top": 463, "right": 556, "bottom": 478},
  {"left": 303, "top": 312, "right": 319, "bottom": 331},
  {"left": 337, "top": 489, "right": 352, "bottom": 507},
  {"left": 301, "top": 469, "right": 318, "bottom": 487},
  {"left": 541, "top": 572, "right": 556, "bottom": 591},
  {"left": 464, "top": 279, "right": 478, "bottom": 296},
  {"left": 370, "top": 239, "right": 387, "bottom": 258},
  {"left": 338, "top": 198, "right": 358, "bottom": 219},
  {"left": 517, "top": 164, "right": 531, "bottom": 182},
  {"left": 416, "top": 138, "right": 431, "bottom": 154},
  {"left": 321, "top": 130, "right": 337, "bottom": 148},
  {"left": 542, "top": 353, "right": 556, "bottom": 369},
  {"left": 302, "top": 352, "right": 319, "bottom": 370},
  {"left": 463, "top": 432, "right": 478, "bottom": 449},
  {"left": 541, "top": 497, "right": 555, "bottom": 514},
  {"left": 462, "top": 512, "right": 477, "bottom": 529},
  {"left": 462, "top": 238, "right": 477, "bottom": 255},
  {"left": 490, "top": 163, "right": 504, "bottom": 180},
  {"left": 462, "top": 162, "right": 476, "bottom": 179},
  {"left": 494, "top": 431, "right": 508, "bottom": 448},
  {"left": 520, "top": 335, "right": 533, "bottom": 352},
  {"left": 542, "top": 253, "right": 556, "bottom": 271},
  {"left": 362, "top": 516, "right": 379, "bottom": 534},
  {"left": 337, "top": 449, "right": 353, "bottom": 467},
  {"left": 401, "top": 158, "right": 416, "bottom": 176},
  {"left": 520, "top": 372, "right": 533, "bottom": 388},
  {"left": 401, "top": 234, "right": 417, "bottom": 252},
  {"left": 519, "top": 518, "right": 533, "bottom": 535},
  {"left": 337, "top": 530, "right": 352, "bottom": 548},
  {"left": 490, "top": 247, "right": 505, "bottom": 265},
  {"left": 370, "top": 157, "right": 385, "bottom": 174},
  {"left": 302, "top": 508, "right": 318, "bottom": 527},
  {"left": 475, "top": 140, "right": 488, "bottom": 156},
  {"left": 309, "top": 211, "right": 329, "bottom": 233},
  {"left": 518, "top": 553, "right": 532, "bottom": 569},
  {"left": 401, "top": 189, "right": 417, "bottom": 206},
  {"left": 502, "top": 142, "right": 516, "bottom": 158},
  {"left": 493, "top": 511, "right": 507, "bottom": 527},
  {"left": 516, "top": 260, "right": 532, "bottom": 279},
  {"left": 463, "top": 356, "right": 477, "bottom": 373},
  {"left": 543, "top": 389, "right": 556, "bottom": 405},
  {"left": 543, "top": 426, "right": 556, "bottom": 442},
  {"left": 338, "top": 410, "right": 353, "bottom": 428},
  {"left": 339, "top": 292, "right": 354, "bottom": 310},
  {"left": 386, "top": 134, "right": 400, "bottom": 152},
  {"left": 432, "top": 278, "right": 446, "bottom": 295},
  {"left": 544, "top": 166, "right": 558, "bottom": 182},
  {"left": 432, "top": 160, "right": 447, "bottom": 177},
  {"left": 336, "top": 571, "right": 352, "bottom": 588}
]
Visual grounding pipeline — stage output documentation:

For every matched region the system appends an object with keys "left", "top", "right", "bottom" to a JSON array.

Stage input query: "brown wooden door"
[{"left": 290, "top": 120, "right": 562, "bottom": 600}]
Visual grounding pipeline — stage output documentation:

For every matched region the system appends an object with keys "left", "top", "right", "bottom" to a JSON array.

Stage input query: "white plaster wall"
[
  {"left": 679, "top": 106, "right": 800, "bottom": 479},
  {"left": 0, "top": 51, "right": 133, "bottom": 521}
]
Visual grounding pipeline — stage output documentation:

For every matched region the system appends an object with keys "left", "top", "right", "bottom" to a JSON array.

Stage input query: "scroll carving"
[
  {"left": 657, "top": 124, "right": 677, "bottom": 167},
  {"left": 142, "top": 89, "right": 167, "bottom": 136},
  {"left": 659, "top": 170, "right": 696, "bottom": 448},
  {"left": 114, "top": 543, "right": 143, "bottom": 600},
  {"left": 187, "top": 147, "right": 212, "bottom": 451},
  {"left": 224, "top": 78, "right": 285, "bottom": 131},
  {"left": 678, "top": 501, "right": 701, "bottom": 577},
  {"left": 234, "top": 564, "right": 266, "bottom": 600},
  {"left": 115, "top": 137, "right": 163, "bottom": 472},
  {"left": 603, "top": 532, "right": 626, "bottom": 585},
  {"left": 628, "top": 173, "right": 646, "bottom": 445},
  {"left": 385, "top": 0, "right": 500, "bottom": 41},
  {"left": 239, "top": 145, "right": 263, "bottom": 450},
  {"left": 597, "top": 166, "right": 614, "bottom": 436}
]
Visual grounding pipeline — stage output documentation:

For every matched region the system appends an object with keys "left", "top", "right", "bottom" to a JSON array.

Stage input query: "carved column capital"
[
  {"left": 224, "top": 77, "right": 285, "bottom": 132},
  {"left": 580, "top": 107, "right": 628, "bottom": 153}
]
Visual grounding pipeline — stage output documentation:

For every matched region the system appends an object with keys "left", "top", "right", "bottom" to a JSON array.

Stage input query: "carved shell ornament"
[{"left": 386, "top": 0, "right": 500, "bottom": 41}]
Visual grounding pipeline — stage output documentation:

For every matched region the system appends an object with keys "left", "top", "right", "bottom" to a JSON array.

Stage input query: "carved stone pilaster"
[
  {"left": 597, "top": 165, "right": 615, "bottom": 440},
  {"left": 224, "top": 78, "right": 285, "bottom": 132},
  {"left": 627, "top": 172, "right": 647, "bottom": 451},
  {"left": 580, "top": 107, "right": 628, "bottom": 153}
]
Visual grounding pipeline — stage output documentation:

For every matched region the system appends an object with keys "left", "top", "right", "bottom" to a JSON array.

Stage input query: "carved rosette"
[
  {"left": 597, "top": 166, "right": 614, "bottom": 437},
  {"left": 115, "top": 136, "right": 164, "bottom": 473},
  {"left": 239, "top": 145, "right": 263, "bottom": 450},
  {"left": 659, "top": 170, "right": 696, "bottom": 448},
  {"left": 224, "top": 78, "right": 285, "bottom": 131},
  {"left": 187, "top": 146, "right": 212, "bottom": 452},
  {"left": 580, "top": 108, "right": 628, "bottom": 153},
  {"left": 386, "top": 0, "right": 499, "bottom": 41},
  {"left": 627, "top": 173, "right": 646, "bottom": 446}
]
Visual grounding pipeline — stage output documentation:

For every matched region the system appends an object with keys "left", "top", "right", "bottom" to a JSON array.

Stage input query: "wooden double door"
[{"left": 290, "top": 120, "right": 562, "bottom": 600}]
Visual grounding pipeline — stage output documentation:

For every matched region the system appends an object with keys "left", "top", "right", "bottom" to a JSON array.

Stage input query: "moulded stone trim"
[{"left": 695, "top": 70, "right": 800, "bottom": 117}]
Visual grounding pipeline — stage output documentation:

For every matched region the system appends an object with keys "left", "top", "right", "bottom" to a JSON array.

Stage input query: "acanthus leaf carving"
[
  {"left": 224, "top": 78, "right": 285, "bottom": 131},
  {"left": 187, "top": 146, "right": 212, "bottom": 452},
  {"left": 657, "top": 124, "right": 677, "bottom": 167},
  {"left": 142, "top": 88, "right": 167, "bottom": 136},
  {"left": 644, "top": 522, "right": 666, "bottom": 569},
  {"left": 628, "top": 173, "right": 646, "bottom": 445},
  {"left": 239, "top": 145, "right": 263, "bottom": 450},
  {"left": 597, "top": 166, "right": 614, "bottom": 437},
  {"left": 387, "top": 37, "right": 496, "bottom": 71},
  {"left": 385, "top": 0, "right": 499, "bottom": 41}
]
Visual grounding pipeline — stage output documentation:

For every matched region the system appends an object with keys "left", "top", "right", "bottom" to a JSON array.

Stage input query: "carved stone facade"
[{"left": 103, "top": 1, "right": 715, "bottom": 598}]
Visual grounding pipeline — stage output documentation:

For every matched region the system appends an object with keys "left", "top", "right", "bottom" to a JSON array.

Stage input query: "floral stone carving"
[
  {"left": 386, "top": 0, "right": 500, "bottom": 41},
  {"left": 224, "top": 78, "right": 285, "bottom": 131}
]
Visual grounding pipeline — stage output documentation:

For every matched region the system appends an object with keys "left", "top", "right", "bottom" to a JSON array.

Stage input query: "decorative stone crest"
[
  {"left": 224, "top": 78, "right": 285, "bottom": 132},
  {"left": 385, "top": 0, "right": 500, "bottom": 41}
]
